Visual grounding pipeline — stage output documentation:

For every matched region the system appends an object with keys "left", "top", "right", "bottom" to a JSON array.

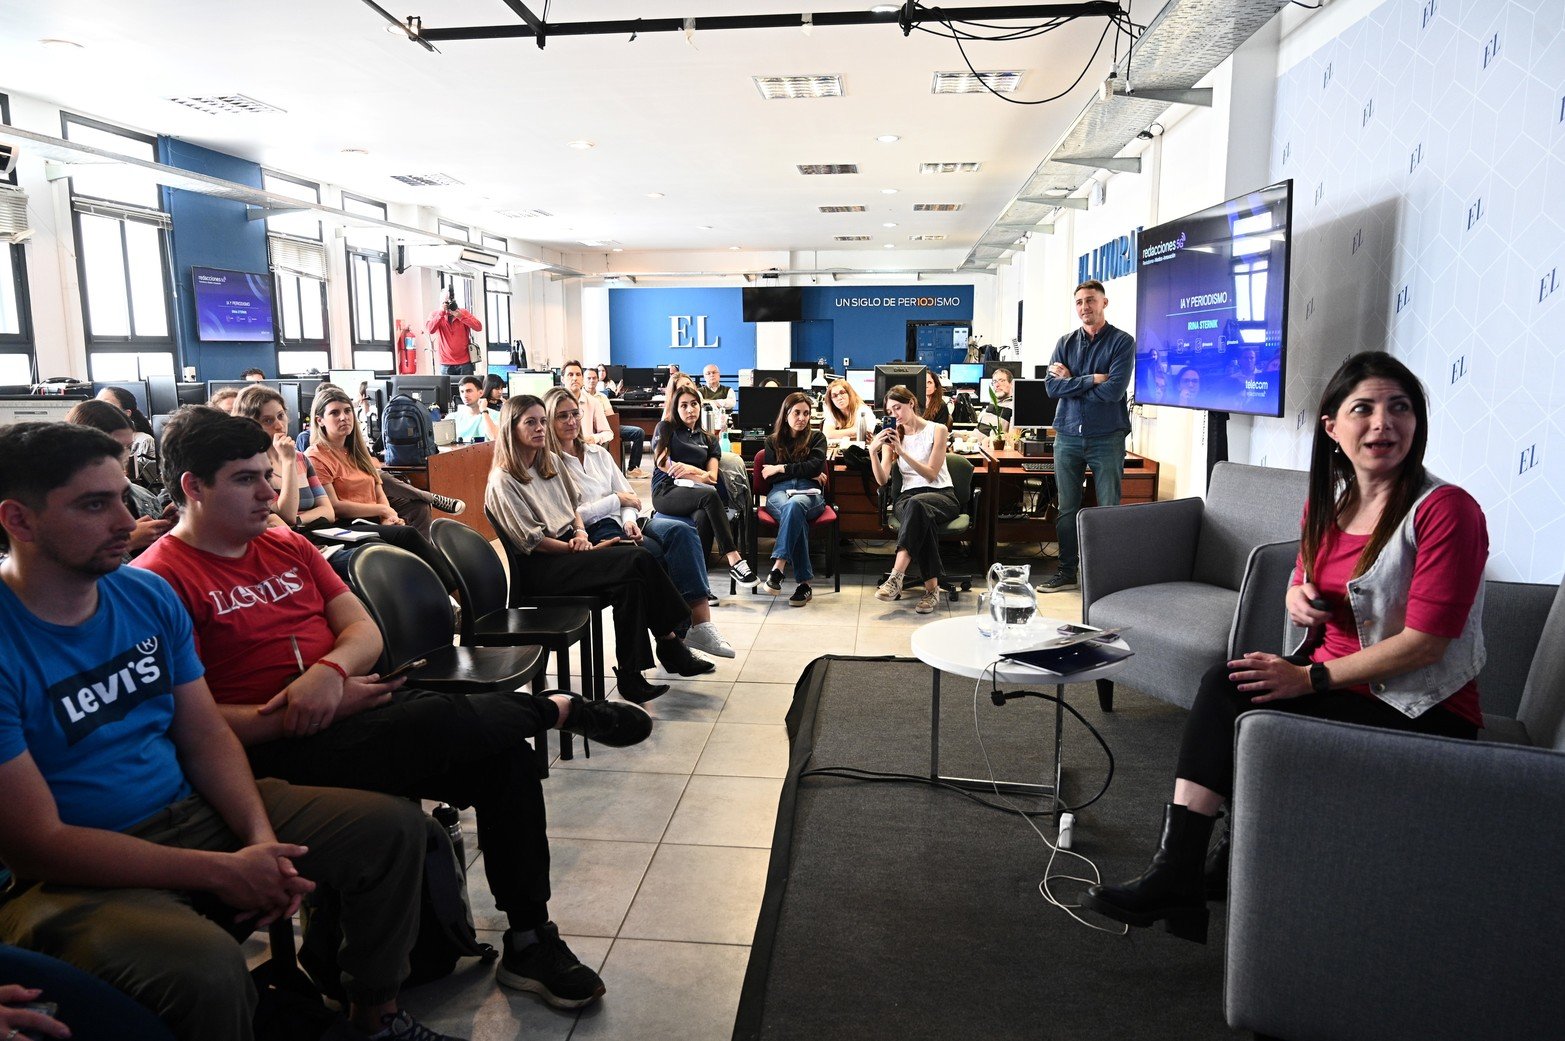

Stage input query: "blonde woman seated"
[
  {"left": 822, "top": 378, "right": 877, "bottom": 445},
  {"left": 543, "top": 388, "right": 734, "bottom": 659},
  {"left": 650, "top": 382, "right": 759, "bottom": 591},
  {"left": 234, "top": 385, "right": 334, "bottom": 530},
  {"left": 486, "top": 394, "right": 716, "bottom": 704},
  {"left": 870, "top": 385, "right": 958, "bottom": 614},
  {"left": 759, "top": 392, "right": 829, "bottom": 606}
]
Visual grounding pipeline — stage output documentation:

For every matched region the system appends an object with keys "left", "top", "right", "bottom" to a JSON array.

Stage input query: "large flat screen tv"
[
  {"left": 742, "top": 286, "right": 804, "bottom": 323},
  {"left": 1133, "top": 180, "right": 1292, "bottom": 417},
  {"left": 192, "top": 267, "right": 275, "bottom": 342}
]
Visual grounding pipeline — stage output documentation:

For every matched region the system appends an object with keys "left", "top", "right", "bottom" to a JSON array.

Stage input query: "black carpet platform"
[{"left": 734, "top": 656, "right": 1246, "bottom": 1041}]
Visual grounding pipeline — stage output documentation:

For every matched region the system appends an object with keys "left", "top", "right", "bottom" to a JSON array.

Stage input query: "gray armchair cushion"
[
  {"left": 1227, "top": 712, "right": 1565, "bottom": 1041},
  {"left": 1475, "top": 579, "right": 1558, "bottom": 724},
  {"left": 1088, "top": 583, "right": 1236, "bottom": 708},
  {"left": 1079, "top": 496, "right": 1204, "bottom": 607},
  {"left": 1191, "top": 463, "right": 1310, "bottom": 590},
  {"left": 1514, "top": 577, "right": 1565, "bottom": 752}
]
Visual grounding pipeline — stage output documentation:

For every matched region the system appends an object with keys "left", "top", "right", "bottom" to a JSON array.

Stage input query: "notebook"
[{"left": 999, "top": 637, "right": 1134, "bottom": 677}]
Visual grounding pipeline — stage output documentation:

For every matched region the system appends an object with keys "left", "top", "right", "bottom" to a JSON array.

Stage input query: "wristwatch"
[{"left": 1308, "top": 661, "right": 1332, "bottom": 695}]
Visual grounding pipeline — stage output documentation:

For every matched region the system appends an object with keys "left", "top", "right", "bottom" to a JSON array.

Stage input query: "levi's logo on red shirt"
[{"left": 206, "top": 567, "right": 305, "bottom": 616}]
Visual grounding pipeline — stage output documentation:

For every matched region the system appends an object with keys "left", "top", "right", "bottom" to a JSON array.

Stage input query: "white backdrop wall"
[{"left": 1246, "top": 0, "right": 1565, "bottom": 583}]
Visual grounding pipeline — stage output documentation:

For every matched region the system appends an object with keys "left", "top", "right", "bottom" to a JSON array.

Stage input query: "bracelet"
[{"left": 313, "top": 658, "right": 350, "bottom": 682}]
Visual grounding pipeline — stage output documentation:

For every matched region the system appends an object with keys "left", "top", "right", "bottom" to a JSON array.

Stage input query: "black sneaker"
[
  {"left": 707, "top": 592, "right": 720, "bottom": 606},
  {"left": 761, "top": 568, "right": 784, "bottom": 595},
  {"left": 729, "top": 559, "right": 759, "bottom": 591},
  {"left": 558, "top": 694, "right": 652, "bottom": 747},
  {"left": 656, "top": 637, "right": 717, "bottom": 677},
  {"left": 788, "top": 583, "right": 812, "bottom": 607},
  {"left": 428, "top": 493, "right": 465, "bottom": 515},
  {"left": 614, "top": 667, "right": 669, "bottom": 704},
  {"left": 323, "top": 1009, "right": 467, "bottom": 1041},
  {"left": 1036, "top": 570, "right": 1078, "bottom": 593},
  {"left": 496, "top": 922, "right": 605, "bottom": 1009}
]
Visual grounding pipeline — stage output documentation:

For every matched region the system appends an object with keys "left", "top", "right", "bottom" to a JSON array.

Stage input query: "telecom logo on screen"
[{"left": 1139, "top": 232, "right": 1187, "bottom": 267}]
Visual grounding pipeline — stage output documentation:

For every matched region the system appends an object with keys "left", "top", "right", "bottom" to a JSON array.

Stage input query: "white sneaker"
[{"left": 684, "top": 621, "right": 735, "bottom": 659}]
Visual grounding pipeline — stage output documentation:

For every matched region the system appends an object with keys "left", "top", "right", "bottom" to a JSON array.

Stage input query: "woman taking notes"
[
  {"left": 871, "top": 385, "right": 957, "bottom": 614},
  {"left": 1083, "top": 351, "right": 1488, "bottom": 943},
  {"left": 486, "top": 394, "right": 716, "bottom": 704},
  {"left": 650, "top": 382, "right": 759, "bottom": 591},
  {"left": 821, "top": 378, "right": 877, "bottom": 445},
  {"left": 759, "top": 393, "right": 829, "bottom": 606},
  {"left": 542, "top": 388, "right": 734, "bottom": 659}
]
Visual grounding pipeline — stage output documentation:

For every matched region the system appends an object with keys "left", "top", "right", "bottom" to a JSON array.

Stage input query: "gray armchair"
[
  {"left": 1225, "top": 576, "right": 1565, "bottom": 1041},
  {"left": 1079, "top": 461, "right": 1308, "bottom": 711}
]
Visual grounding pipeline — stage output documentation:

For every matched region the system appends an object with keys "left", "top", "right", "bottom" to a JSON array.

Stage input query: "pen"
[{"left": 289, "top": 635, "right": 305, "bottom": 676}]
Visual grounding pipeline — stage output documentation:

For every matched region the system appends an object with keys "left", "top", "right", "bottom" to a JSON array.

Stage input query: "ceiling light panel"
[
  {"left": 931, "top": 71, "right": 1024, "bottom": 95},
  {"left": 797, "top": 164, "right": 859, "bottom": 175},
  {"left": 389, "top": 172, "right": 463, "bottom": 187},
  {"left": 818, "top": 205, "right": 866, "bottom": 213},
  {"left": 913, "top": 203, "right": 964, "bottom": 212},
  {"left": 167, "top": 94, "right": 286, "bottom": 116},
  {"left": 919, "top": 162, "right": 982, "bottom": 174},
  {"left": 754, "top": 75, "right": 844, "bottom": 100},
  {"left": 834, "top": 235, "right": 872, "bottom": 241},
  {"left": 498, "top": 208, "right": 553, "bottom": 219},
  {"left": 909, "top": 234, "right": 948, "bottom": 241}
]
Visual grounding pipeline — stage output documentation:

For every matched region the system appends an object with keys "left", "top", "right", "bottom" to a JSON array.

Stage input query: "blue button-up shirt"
[{"left": 1044, "top": 322, "right": 1135, "bottom": 438}]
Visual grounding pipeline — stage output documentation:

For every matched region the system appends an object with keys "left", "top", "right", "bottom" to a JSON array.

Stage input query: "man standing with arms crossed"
[
  {"left": 425, "top": 287, "right": 483, "bottom": 377},
  {"left": 1038, "top": 279, "right": 1134, "bottom": 593}
]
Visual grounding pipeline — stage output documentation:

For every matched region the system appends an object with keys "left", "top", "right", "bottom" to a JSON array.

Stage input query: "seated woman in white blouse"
[
  {"left": 869, "top": 385, "right": 958, "bottom": 615},
  {"left": 543, "top": 388, "right": 734, "bottom": 659}
]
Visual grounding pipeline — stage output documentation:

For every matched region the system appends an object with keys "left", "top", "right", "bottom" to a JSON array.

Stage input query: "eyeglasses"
[{"left": 555, "top": 410, "right": 581, "bottom": 421}]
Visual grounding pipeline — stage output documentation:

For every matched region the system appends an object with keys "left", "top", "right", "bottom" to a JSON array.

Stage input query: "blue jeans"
[
  {"left": 0, "top": 943, "right": 175, "bottom": 1040},
  {"left": 1052, "top": 431, "right": 1126, "bottom": 574},
  {"left": 765, "top": 479, "right": 827, "bottom": 583},
  {"left": 586, "top": 515, "right": 709, "bottom": 605},
  {"left": 440, "top": 362, "right": 475, "bottom": 376}
]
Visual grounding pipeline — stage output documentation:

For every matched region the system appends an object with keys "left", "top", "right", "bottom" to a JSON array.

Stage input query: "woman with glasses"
[{"left": 543, "top": 388, "right": 734, "bottom": 659}]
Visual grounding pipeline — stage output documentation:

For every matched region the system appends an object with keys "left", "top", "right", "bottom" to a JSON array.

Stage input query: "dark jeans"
[
  {"left": 247, "top": 688, "right": 559, "bottom": 930},
  {"left": 439, "top": 362, "right": 475, "bottom": 376},
  {"left": 653, "top": 482, "right": 740, "bottom": 556},
  {"left": 509, "top": 544, "right": 691, "bottom": 672},
  {"left": 893, "top": 487, "right": 960, "bottom": 580},
  {"left": 1052, "top": 431, "right": 1126, "bottom": 574},
  {"left": 1176, "top": 661, "right": 1479, "bottom": 799},
  {"left": 0, "top": 943, "right": 175, "bottom": 1040},
  {"left": 621, "top": 425, "right": 646, "bottom": 470}
]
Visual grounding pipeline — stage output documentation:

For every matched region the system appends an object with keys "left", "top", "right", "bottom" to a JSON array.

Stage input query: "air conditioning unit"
[
  {"left": 399, "top": 242, "right": 500, "bottom": 273},
  {"left": 0, "top": 185, "right": 31, "bottom": 243},
  {"left": 0, "top": 143, "right": 17, "bottom": 179}
]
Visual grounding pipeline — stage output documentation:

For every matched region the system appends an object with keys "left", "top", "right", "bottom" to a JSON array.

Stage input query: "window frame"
[
  {"left": 341, "top": 192, "right": 394, "bottom": 374},
  {"left": 0, "top": 93, "right": 37, "bottom": 383},
  {"left": 483, "top": 273, "right": 512, "bottom": 353},
  {"left": 61, "top": 111, "right": 176, "bottom": 376}
]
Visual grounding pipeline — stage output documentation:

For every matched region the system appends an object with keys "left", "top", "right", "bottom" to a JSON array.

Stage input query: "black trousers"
[
  {"left": 246, "top": 688, "right": 558, "bottom": 930},
  {"left": 1176, "top": 661, "right": 1479, "bottom": 799},
  {"left": 653, "top": 482, "right": 740, "bottom": 556},
  {"left": 510, "top": 543, "right": 691, "bottom": 672},
  {"left": 893, "top": 487, "right": 960, "bottom": 580}
]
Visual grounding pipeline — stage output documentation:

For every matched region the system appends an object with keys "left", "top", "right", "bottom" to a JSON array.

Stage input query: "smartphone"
[
  {"left": 1056, "top": 623, "right": 1118, "bottom": 642},
  {"left": 381, "top": 657, "right": 428, "bottom": 681},
  {"left": 881, "top": 415, "right": 898, "bottom": 433},
  {"left": 22, "top": 1000, "right": 59, "bottom": 1017}
]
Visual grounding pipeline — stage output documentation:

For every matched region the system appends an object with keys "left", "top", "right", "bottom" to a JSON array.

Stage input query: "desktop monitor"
[
  {"left": 294, "top": 378, "right": 323, "bottom": 413},
  {"left": 748, "top": 369, "right": 797, "bottom": 389},
  {"left": 980, "top": 361, "right": 1013, "bottom": 379},
  {"left": 1009, "top": 379, "right": 1057, "bottom": 430},
  {"left": 652, "top": 365, "right": 673, "bottom": 386},
  {"left": 329, "top": 369, "right": 374, "bottom": 394},
  {"left": 205, "top": 380, "right": 250, "bottom": 402},
  {"left": 93, "top": 380, "right": 149, "bottom": 415},
  {"left": 845, "top": 368, "right": 877, "bottom": 405},
  {"left": 146, "top": 374, "right": 178, "bottom": 417},
  {"left": 949, "top": 362, "right": 983, "bottom": 386},
  {"left": 874, "top": 364, "right": 928, "bottom": 411},
  {"left": 508, "top": 371, "right": 555, "bottom": 400},
  {"left": 391, "top": 375, "right": 452, "bottom": 413},
  {"left": 737, "top": 386, "right": 796, "bottom": 432},
  {"left": 0, "top": 396, "right": 85, "bottom": 426},
  {"left": 620, "top": 367, "right": 656, "bottom": 391},
  {"left": 175, "top": 382, "right": 209, "bottom": 407},
  {"left": 276, "top": 382, "right": 303, "bottom": 438},
  {"left": 603, "top": 364, "right": 626, "bottom": 385},
  {"left": 790, "top": 365, "right": 819, "bottom": 389}
]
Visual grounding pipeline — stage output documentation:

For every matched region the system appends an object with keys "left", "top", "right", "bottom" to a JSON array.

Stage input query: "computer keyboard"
[{"left": 1020, "top": 461, "right": 1053, "bottom": 474}]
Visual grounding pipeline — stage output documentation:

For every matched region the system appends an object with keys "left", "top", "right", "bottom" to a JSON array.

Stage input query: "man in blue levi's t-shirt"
[{"left": 0, "top": 423, "right": 458, "bottom": 1041}]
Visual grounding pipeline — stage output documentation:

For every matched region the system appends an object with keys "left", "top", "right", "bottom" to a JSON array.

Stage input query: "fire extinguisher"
[{"left": 395, "top": 320, "right": 418, "bottom": 374}]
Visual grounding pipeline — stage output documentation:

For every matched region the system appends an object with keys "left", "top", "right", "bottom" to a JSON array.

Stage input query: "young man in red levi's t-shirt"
[{"left": 136, "top": 407, "right": 652, "bottom": 1011}]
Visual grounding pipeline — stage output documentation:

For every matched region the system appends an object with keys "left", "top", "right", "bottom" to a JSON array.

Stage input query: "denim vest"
[{"left": 1343, "top": 474, "right": 1486, "bottom": 718}]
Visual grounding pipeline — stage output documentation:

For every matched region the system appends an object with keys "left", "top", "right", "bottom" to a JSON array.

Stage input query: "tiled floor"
[{"left": 398, "top": 540, "right": 1082, "bottom": 1041}]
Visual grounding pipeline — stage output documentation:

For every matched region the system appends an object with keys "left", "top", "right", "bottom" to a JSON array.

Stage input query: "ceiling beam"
[{"left": 417, "top": 3, "right": 1123, "bottom": 43}]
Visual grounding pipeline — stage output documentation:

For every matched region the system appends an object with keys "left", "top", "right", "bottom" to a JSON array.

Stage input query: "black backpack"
[{"left": 382, "top": 393, "right": 438, "bottom": 467}]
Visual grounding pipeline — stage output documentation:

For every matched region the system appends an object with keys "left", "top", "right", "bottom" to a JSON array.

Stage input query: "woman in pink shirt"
[{"left": 1085, "top": 351, "right": 1488, "bottom": 942}]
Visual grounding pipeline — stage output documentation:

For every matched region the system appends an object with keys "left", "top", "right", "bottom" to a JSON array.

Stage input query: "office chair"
[
  {"left": 748, "top": 448, "right": 841, "bottom": 593},
  {"left": 877, "top": 453, "right": 978, "bottom": 601}
]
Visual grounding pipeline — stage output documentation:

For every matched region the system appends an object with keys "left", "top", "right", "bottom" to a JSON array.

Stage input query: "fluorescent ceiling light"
[
  {"left": 913, "top": 203, "right": 963, "bottom": 211},
  {"left": 834, "top": 235, "right": 872, "bottom": 241},
  {"left": 389, "top": 172, "right": 462, "bottom": 187},
  {"left": 819, "top": 205, "right": 866, "bottom": 213},
  {"left": 932, "top": 71, "right": 1024, "bottom": 95},
  {"left": 753, "top": 75, "right": 843, "bottom": 100},
  {"left": 169, "top": 94, "right": 286, "bottom": 116},
  {"left": 919, "top": 162, "right": 982, "bottom": 174},
  {"left": 797, "top": 164, "right": 859, "bottom": 175}
]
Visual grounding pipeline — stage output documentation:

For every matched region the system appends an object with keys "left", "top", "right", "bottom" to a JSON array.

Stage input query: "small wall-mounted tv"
[
  {"left": 742, "top": 286, "right": 804, "bottom": 322},
  {"left": 192, "top": 267, "right": 275, "bottom": 343},
  {"left": 1134, "top": 180, "right": 1292, "bottom": 418}
]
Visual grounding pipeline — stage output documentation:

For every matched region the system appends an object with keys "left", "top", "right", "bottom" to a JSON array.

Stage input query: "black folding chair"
[{"left": 432, "top": 518, "right": 596, "bottom": 761}]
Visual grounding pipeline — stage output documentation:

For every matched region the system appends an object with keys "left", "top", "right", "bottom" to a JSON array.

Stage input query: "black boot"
[
  {"left": 1204, "top": 826, "right": 1230, "bottom": 901},
  {"left": 614, "top": 667, "right": 669, "bottom": 705},
  {"left": 1082, "top": 803, "right": 1217, "bottom": 943}
]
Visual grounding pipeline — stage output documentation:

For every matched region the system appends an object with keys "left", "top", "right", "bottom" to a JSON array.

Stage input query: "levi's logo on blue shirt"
[{"left": 48, "top": 637, "right": 168, "bottom": 746}]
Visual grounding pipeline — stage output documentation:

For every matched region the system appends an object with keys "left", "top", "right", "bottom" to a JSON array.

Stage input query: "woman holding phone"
[
  {"left": 759, "top": 392, "right": 829, "bottom": 605},
  {"left": 486, "top": 394, "right": 717, "bottom": 703},
  {"left": 870, "top": 385, "right": 956, "bottom": 614},
  {"left": 543, "top": 388, "right": 734, "bottom": 659}
]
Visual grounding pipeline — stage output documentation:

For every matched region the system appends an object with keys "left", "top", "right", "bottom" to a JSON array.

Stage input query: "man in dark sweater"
[{"left": 1039, "top": 279, "right": 1135, "bottom": 593}]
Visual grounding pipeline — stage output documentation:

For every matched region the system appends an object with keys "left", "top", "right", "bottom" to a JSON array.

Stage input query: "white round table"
[{"left": 909, "top": 615, "right": 1130, "bottom": 818}]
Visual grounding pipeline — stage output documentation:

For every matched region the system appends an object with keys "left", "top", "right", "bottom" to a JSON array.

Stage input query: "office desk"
[
  {"left": 979, "top": 447, "right": 1159, "bottom": 560},
  {"left": 385, "top": 440, "right": 496, "bottom": 541},
  {"left": 612, "top": 402, "right": 664, "bottom": 438}
]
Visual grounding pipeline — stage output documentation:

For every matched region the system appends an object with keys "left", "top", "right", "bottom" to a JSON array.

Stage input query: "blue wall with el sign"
[{"left": 609, "top": 285, "right": 974, "bottom": 371}]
